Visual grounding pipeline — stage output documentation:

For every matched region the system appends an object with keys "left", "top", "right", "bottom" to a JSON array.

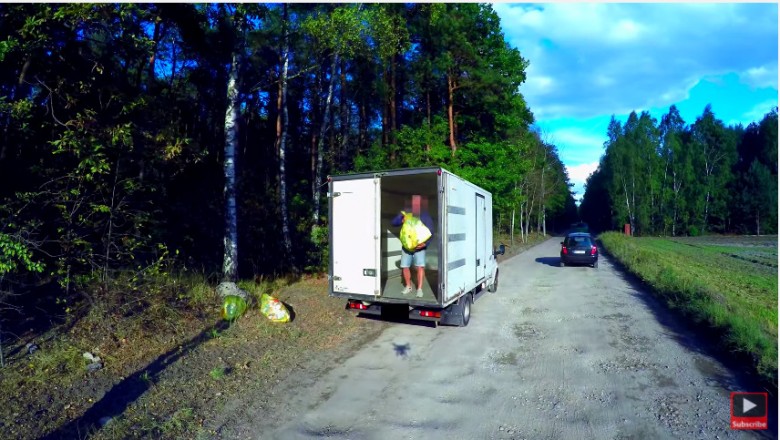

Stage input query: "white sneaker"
[
  {"left": 416, "top": 289, "right": 424, "bottom": 298},
  {"left": 402, "top": 286, "right": 412, "bottom": 295}
]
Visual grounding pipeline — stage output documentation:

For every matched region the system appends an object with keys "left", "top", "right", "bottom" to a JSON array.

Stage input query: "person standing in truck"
[{"left": 391, "top": 195, "right": 434, "bottom": 298}]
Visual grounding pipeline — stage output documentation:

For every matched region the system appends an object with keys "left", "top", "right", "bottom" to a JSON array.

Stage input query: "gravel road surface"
[{"left": 232, "top": 237, "right": 777, "bottom": 439}]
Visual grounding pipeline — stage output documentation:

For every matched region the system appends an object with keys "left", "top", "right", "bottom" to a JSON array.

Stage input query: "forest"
[
  {"left": 0, "top": 3, "right": 577, "bottom": 319},
  {"left": 581, "top": 104, "right": 778, "bottom": 237}
]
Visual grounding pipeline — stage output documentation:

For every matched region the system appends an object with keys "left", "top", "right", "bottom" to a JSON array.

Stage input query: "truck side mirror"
[{"left": 495, "top": 244, "right": 505, "bottom": 256}]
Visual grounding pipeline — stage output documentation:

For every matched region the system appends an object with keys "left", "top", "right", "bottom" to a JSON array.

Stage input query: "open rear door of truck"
[{"left": 331, "top": 177, "right": 381, "bottom": 296}]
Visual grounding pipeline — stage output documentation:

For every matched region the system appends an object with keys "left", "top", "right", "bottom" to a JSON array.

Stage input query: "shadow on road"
[
  {"left": 40, "top": 320, "right": 230, "bottom": 440},
  {"left": 356, "top": 313, "right": 436, "bottom": 329},
  {"left": 392, "top": 343, "right": 411, "bottom": 358},
  {"left": 602, "top": 252, "right": 778, "bottom": 438},
  {"left": 535, "top": 257, "right": 562, "bottom": 267}
]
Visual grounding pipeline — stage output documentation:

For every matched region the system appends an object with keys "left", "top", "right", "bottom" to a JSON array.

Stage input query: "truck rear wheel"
[{"left": 461, "top": 294, "right": 471, "bottom": 326}]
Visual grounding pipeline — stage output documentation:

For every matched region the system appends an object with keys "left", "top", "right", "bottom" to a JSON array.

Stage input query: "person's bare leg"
[
  {"left": 402, "top": 268, "right": 411, "bottom": 288},
  {"left": 416, "top": 266, "right": 425, "bottom": 290}
]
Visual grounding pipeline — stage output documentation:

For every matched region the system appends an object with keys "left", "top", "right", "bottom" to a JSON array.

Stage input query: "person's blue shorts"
[{"left": 401, "top": 248, "right": 426, "bottom": 268}]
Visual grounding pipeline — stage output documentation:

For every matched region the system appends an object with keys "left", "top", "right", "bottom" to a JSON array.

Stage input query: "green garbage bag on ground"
[{"left": 222, "top": 295, "right": 248, "bottom": 321}]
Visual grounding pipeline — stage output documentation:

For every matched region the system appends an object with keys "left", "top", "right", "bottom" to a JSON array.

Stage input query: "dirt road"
[{"left": 228, "top": 237, "right": 776, "bottom": 439}]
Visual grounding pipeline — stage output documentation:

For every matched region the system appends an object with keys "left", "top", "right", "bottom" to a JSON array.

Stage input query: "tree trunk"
[
  {"left": 540, "top": 164, "right": 546, "bottom": 235},
  {"left": 169, "top": 35, "right": 177, "bottom": 89},
  {"left": 703, "top": 189, "right": 710, "bottom": 234},
  {"left": 312, "top": 52, "right": 339, "bottom": 225},
  {"left": 756, "top": 209, "right": 760, "bottom": 236},
  {"left": 426, "top": 90, "right": 431, "bottom": 127},
  {"left": 390, "top": 54, "right": 397, "bottom": 145},
  {"left": 447, "top": 74, "right": 457, "bottom": 155},
  {"left": 381, "top": 69, "right": 389, "bottom": 149},
  {"left": 511, "top": 208, "right": 515, "bottom": 245},
  {"left": 222, "top": 48, "right": 241, "bottom": 282},
  {"left": 0, "top": 319, "right": 4, "bottom": 368},
  {"left": 311, "top": 68, "right": 322, "bottom": 199},
  {"left": 358, "top": 101, "right": 367, "bottom": 156},
  {"left": 622, "top": 177, "right": 634, "bottom": 236},
  {"left": 672, "top": 171, "right": 681, "bottom": 237},
  {"left": 519, "top": 205, "right": 525, "bottom": 243},
  {"left": 103, "top": 161, "right": 121, "bottom": 284},
  {"left": 339, "top": 58, "right": 349, "bottom": 171},
  {"left": 278, "top": 4, "right": 293, "bottom": 264},
  {"left": 148, "top": 16, "right": 162, "bottom": 85}
]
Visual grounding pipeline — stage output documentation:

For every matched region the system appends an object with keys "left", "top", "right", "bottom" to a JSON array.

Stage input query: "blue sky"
[{"left": 492, "top": 3, "right": 779, "bottom": 203}]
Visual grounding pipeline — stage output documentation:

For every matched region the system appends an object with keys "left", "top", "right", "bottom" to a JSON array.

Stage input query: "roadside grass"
[
  {"left": 599, "top": 232, "right": 778, "bottom": 384},
  {"left": 0, "top": 271, "right": 389, "bottom": 440},
  {"left": 494, "top": 231, "right": 549, "bottom": 261},
  {"left": 1, "top": 337, "right": 84, "bottom": 389}
]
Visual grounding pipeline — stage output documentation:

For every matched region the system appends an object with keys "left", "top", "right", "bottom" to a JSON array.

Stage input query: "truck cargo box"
[{"left": 328, "top": 167, "right": 502, "bottom": 325}]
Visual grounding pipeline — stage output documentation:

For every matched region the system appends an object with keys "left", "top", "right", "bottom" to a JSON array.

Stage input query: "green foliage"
[
  {"left": 307, "top": 224, "right": 329, "bottom": 272},
  {"left": 584, "top": 105, "right": 776, "bottom": 236},
  {"left": 0, "top": 233, "right": 43, "bottom": 275}
]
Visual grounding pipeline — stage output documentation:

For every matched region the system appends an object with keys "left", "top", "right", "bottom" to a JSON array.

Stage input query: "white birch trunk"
[
  {"left": 519, "top": 205, "right": 525, "bottom": 243},
  {"left": 278, "top": 5, "right": 293, "bottom": 261},
  {"left": 222, "top": 50, "right": 240, "bottom": 281},
  {"left": 312, "top": 52, "right": 339, "bottom": 225},
  {"left": 510, "top": 208, "right": 515, "bottom": 245}
]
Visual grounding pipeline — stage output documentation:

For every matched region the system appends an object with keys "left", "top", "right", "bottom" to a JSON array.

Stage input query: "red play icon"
[{"left": 730, "top": 392, "right": 768, "bottom": 430}]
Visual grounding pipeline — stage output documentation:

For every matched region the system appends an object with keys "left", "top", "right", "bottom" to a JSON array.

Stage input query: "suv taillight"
[
  {"left": 591, "top": 245, "right": 597, "bottom": 255},
  {"left": 562, "top": 246, "right": 568, "bottom": 255}
]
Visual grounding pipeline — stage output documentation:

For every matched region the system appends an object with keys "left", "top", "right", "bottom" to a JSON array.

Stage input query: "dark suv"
[{"left": 560, "top": 233, "right": 598, "bottom": 268}]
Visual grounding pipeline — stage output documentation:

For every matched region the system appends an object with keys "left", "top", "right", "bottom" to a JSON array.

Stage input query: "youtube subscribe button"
[{"left": 730, "top": 392, "right": 768, "bottom": 430}]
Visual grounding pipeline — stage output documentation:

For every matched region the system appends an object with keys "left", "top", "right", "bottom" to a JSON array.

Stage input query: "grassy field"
[
  {"left": 0, "top": 231, "right": 547, "bottom": 439},
  {"left": 599, "top": 232, "right": 778, "bottom": 384}
]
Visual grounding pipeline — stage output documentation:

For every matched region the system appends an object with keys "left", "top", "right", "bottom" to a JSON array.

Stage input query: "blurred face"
[{"left": 411, "top": 195, "right": 421, "bottom": 215}]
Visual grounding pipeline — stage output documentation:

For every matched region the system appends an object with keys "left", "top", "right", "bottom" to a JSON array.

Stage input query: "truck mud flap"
[{"left": 440, "top": 295, "right": 468, "bottom": 326}]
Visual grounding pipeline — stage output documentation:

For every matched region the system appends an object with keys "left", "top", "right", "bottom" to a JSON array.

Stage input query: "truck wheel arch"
[{"left": 487, "top": 268, "right": 499, "bottom": 293}]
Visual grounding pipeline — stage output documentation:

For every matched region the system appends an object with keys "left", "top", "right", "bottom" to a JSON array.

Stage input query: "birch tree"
[
  {"left": 273, "top": 4, "right": 294, "bottom": 264},
  {"left": 222, "top": 11, "right": 244, "bottom": 282},
  {"left": 302, "top": 5, "right": 367, "bottom": 225}
]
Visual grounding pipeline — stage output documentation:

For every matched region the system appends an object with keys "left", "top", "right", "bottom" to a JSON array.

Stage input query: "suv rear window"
[{"left": 566, "top": 236, "right": 592, "bottom": 246}]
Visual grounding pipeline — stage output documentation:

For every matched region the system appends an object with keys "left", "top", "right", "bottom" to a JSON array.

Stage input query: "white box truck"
[{"left": 327, "top": 167, "right": 505, "bottom": 327}]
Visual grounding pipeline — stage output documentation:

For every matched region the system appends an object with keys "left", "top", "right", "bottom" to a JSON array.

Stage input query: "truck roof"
[{"left": 329, "top": 167, "right": 450, "bottom": 181}]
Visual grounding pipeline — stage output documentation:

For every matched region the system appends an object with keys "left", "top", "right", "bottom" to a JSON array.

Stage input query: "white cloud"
[
  {"left": 494, "top": 3, "right": 778, "bottom": 120},
  {"left": 741, "top": 64, "right": 779, "bottom": 89},
  {"left": 567, "top": 162, "right": 599, "bottom": 185},
  {"left": 609, "top": 19, "right": 643, "bottom": 42},
  {"left": 526, "top": 74, "right": 555, "bottom": 93},
  {"left": 566, "top": 162, "right": 600, "bottom": 202},
  {"left": 548, "top": 128, "right": 605, "bottom": 150}
]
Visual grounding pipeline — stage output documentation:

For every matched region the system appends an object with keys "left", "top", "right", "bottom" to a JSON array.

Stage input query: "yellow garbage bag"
[
  {"left": 260, "top": 293, "right": 290, "bottom": 323},
  {"left": 399, "top": 211, "right": 432, "bottom": 252}
]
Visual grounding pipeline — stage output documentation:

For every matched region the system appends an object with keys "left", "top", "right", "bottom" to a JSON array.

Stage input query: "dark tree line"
[
  {"left": 581, "top": 104, "right": 777, "bottom": 236},
  {"left": 0, "top": 4, "right": 575, "bottom": 309}
]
